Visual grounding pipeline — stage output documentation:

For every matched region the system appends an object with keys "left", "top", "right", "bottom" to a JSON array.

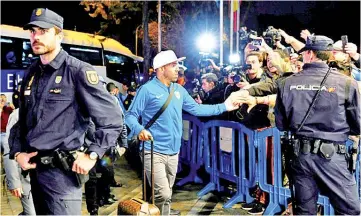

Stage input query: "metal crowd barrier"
[
  {"left": 177, "top": 114, "right": 205, "bottom": 186},
  {"left": 198, "top": 120, "right": 257, "bottom": 208},
  {"left": 178, "top": 114, "right": 361, "bottom": 215}
]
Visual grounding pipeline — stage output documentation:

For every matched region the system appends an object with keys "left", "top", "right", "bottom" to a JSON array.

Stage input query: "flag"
[{"left": 233, "top": 0, "right": 241, "bottom": 32}]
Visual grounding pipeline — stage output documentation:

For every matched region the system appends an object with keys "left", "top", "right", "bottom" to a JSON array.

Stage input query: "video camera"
[
  {"left": 221, "top": 64, "right": 252, "bottom": 84},
  {"left": 190, "top": 85, "right": 205, "bottom": 100},
  {"left": 239, "top": 27, "right": 258, "bottom": 44},
  {"left": 263, "top": 26, "right": 281, "bottom": 49}
]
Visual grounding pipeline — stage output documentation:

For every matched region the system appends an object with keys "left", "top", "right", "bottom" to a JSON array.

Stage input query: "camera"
[
  {"left": 263, "top": 26, "right": 281, "bottom": 49},
  {"left": 283, "top": 46, "right": 295, "bottom": 56},
  {"left": 239, "top": 27, "right": 258, "bottom": 44},
  {"left": 221, "top": 64, "right": 252, "bottom": 84},
  {"left": 251, "top": 39, "right": 262, "bottom": 46},
  {"left": 190, "top": 86, "right": 205, "bottom": 100}
]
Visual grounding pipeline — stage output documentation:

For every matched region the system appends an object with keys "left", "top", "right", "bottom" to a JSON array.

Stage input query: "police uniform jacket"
[
  {"left": 275, "top": 62, "right": 360, "bottom": 142},
  {"left": 10, "top": 49, "right": 123, "bottom": 158}
]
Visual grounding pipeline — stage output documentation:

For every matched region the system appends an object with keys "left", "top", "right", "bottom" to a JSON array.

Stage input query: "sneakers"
[
  {"left": 248, "top": 203, "right": 265, "bottom": 215},
  {"left": 242, "top": 201, "right": 257, "bottom": 210},
  {"left": 89, "top": 208, "right": 98, "bottom": 215}
]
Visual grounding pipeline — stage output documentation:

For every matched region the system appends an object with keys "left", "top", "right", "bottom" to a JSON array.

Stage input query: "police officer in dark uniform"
[
  {"left": 123, "top": 85, "right": 136, "bottom": 110},
  {"left": 9, "top": 8, "right": 123, "bottom": 215},
  {"left": 274, "top": 35, "right": 360, "bottom": 215}
]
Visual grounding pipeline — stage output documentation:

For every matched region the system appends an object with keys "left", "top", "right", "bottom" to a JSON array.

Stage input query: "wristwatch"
[{"left": 89, "top": 152, "right": 98, "bottom": 160}]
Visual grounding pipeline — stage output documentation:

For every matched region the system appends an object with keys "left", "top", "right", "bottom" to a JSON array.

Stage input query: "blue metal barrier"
[
  {"left": 196, "top": 120, "right": 256, "bottom": 208},
  {"left": 256, "top": 127, "right": 290, "bottom": 215},
  {"left": 177, "top": 114, "right": 204, "bottom": 187}
]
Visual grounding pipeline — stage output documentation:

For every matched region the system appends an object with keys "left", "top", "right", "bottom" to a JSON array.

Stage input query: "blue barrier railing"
[
  {"left": 178, "top": 114, "right": 361, "bottom": 214},
  {"left": 256, "top": 127, "right": 290, "bottom": 215},
  {"left": 196, "top": 120, "right": 257, "bottom": 208},
  {"left": 177, "top": 114, "right": 205, "bottom": 187}
]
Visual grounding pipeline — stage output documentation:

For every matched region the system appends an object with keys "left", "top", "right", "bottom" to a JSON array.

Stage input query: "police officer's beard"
[{"left": 32, "top": 42, "right": 56, "bottom": 55}]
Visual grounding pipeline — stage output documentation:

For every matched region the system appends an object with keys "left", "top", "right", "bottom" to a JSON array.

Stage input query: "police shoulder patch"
[{"left": 85, "top": 71, "right": 99, "bottom": 85}]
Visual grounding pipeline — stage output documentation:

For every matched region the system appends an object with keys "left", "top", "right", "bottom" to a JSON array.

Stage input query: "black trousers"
[
  {"left": 29, "top": 167, "right": 82, "bottom": 215},
  {"left": 85, "top": 166, "right": 98, "bottom": 212}
]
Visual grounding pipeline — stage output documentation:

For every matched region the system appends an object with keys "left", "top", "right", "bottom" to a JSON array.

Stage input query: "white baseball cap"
[{"left": 153, "top": 50, "right": 186, "bottom": 69}]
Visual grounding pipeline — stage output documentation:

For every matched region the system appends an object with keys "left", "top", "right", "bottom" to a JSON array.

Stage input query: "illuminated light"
[
  {"left": 229, "top": 54, "right": 240, "bottom": 64},
  {"left": 69, "top": 47, "right": 99, "bottom": 53},
  {"left": 197, "top": 33, "right": 216, "bottom": 53},
  {"left": 1, "top": 38, "right": 13, "bottom": 43}
]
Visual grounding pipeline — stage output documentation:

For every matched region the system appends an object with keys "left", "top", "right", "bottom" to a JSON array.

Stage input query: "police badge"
[{"left": 85, "top": 71, "right": 99, "bottom": 85}]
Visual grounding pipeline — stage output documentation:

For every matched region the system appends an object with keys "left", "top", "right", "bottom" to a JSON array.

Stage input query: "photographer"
[
  {"left": 236, "top": 49, "right": 292, "bottom": 123},
  {"left": 183, "top": 71, "right": 201, "bottom": 98},
  {"left": 235, "top": 37, "right": 295, "bottom": 98},
  {"left": 236, "top": 51, "right": 270, "bottom": 90},
  {"left": 195, "top": 73, "right": 224, "bottom": 105}
]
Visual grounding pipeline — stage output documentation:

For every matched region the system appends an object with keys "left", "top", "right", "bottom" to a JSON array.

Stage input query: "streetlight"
[
  {"left": 197, "top": 33, "right": 216, "bottom": 53},
  {"left": 135, "top": 25, "right": 141, "bottom": 56}
]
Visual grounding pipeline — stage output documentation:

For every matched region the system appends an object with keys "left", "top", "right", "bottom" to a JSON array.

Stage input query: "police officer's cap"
[
  {"left": 23, "top": 8, "right": 63, "bottom": 30},
  {"left": 298, "top": 35, "right": 334, "bottom": 54}
]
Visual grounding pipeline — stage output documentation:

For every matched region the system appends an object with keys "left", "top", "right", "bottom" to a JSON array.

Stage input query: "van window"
[
  {"left": 62, "top": 44, "right": 103, "bottom": 66},
  {"left": 1, "top": 37, "right": 22, "bottom": 69},
  {"left": 104, "top": 51, "right": 137, "bottom": 83},
  {"left": 1, "top": 37, "right": 39, "bottom": 69},
  {"left": 22, "top": 40, "right": 39, "bottom": 68}
]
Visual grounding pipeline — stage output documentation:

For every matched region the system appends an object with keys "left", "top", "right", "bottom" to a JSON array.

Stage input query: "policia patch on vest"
[{"left": 86, "top": 71, "right": 99, "bottom": 85}]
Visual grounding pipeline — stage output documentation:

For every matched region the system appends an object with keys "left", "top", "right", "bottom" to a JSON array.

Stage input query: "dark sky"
[
  {"left": 1, "top": 1, "right": 360, "bottom": 56},
  {"left": 1, "top": 1, "right": 100, "bottom": 33}
]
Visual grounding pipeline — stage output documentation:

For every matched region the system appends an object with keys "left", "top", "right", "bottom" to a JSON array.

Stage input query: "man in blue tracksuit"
[
  {"left": 274, "top": 35, "right": 360, "bottom": 215},
  {"left": 126, "top": 50, "right": 241, "bottom": 215}
]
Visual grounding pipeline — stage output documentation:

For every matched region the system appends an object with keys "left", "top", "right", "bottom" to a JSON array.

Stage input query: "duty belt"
[
  {"left": 288, "top": 137, "right": 347, "bottom": 160},
  {"left": 298, "top": 139, "right": 347, "bottom": 155}
]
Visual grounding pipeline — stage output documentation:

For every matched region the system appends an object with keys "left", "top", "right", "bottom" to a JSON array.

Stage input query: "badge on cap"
[
  {"left": 86, "top": 71, "right": 99, "bottom": 85},
  {"left": 35, "top": 9, "right": 42, "bottom": 16},
  {"left": 55, "top": 76, "right": 62, "bottom": 84}
]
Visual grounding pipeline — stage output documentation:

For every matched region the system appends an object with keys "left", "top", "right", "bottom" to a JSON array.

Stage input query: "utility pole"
[
  {"left": 158, "top": 0, "right": 161, "bottom": 52},
  {"left": 220, "top": 0, "right": 223, "bottom": 66}
]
